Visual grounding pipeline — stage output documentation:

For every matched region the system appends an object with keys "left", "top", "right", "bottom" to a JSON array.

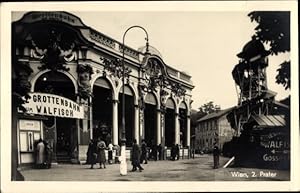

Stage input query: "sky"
[{"left": 12, "top": 11, "right": 290, "bottom": 110}]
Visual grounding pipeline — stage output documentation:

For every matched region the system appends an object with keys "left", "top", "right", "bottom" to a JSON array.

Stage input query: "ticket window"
[{"left": 19, "top": 119, "right": 42, "bottom": 164}]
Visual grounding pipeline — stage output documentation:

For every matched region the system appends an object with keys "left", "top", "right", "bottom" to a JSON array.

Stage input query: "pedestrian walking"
[
  {"left": 35, "top": 139, "right": 45, "bottom": 169},
  {"left": 140, "top": 139, "right": 148, "bottom": 164},
  {"left": 44, "top": 141, "right": 52, "bottom": 169},
  {"left": 131, "top": 139, "right": 144, "bottom": 172},
  {"left": 97, "top": 138, "right": 106, "bottom": 169},
  {"left": 150, "top": 140, "right": 157, "bottom": 161},
  {"left": 89, "top": 139, "right": 97, "bottom": 169},
  {"left": 108, "top": 142, "right": 113, "bottom": 164},
  {"left": 171, "top": 143, "right": 176, "bottom": 161},
  {"left": 113, "top": 144, "right": 121, "bottom": 164},
  {"left": 175, "top": 144, "right": 180, "bottom": 160},
  {"left": 213, "top": 145, "right": 220, "bottom": 169},
  {"left": 157, "top": 144, "right": 162, "bottom": 160}
]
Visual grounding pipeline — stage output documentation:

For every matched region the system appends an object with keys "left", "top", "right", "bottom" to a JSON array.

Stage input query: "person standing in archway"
[
  {"left": 140, "top": 139, "right": 148, "bottom": 164},
  {"left": 97, "top": 137, "right": 106, "bottom": 169}
]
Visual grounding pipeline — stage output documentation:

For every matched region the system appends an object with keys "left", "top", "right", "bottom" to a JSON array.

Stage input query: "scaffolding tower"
[{"left": 228, "top": 38, "right": 275, "bottom": 136}]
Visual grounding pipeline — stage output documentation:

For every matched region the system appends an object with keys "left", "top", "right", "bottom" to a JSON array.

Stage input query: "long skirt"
[{"left": 98, "top": 150, "right": 106, "bottom": 163}]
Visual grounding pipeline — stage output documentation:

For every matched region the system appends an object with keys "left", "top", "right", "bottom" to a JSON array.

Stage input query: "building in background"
[
  {"left": 12, "top": 11, "right": 194, "bottom": 166},
  {"left": 195, "top": 108, "right": 235, "bottom": 153}
]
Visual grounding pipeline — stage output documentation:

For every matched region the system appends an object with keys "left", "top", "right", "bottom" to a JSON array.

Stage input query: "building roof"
[
  {"left": 197, "top": 107, "right": 234, "bottom": 122},
  {"left": 274, "top": 101, "right": 290, "bottom": 109},
  {"left": 252, "top": 115, "right": 286, "bottom": 128}
]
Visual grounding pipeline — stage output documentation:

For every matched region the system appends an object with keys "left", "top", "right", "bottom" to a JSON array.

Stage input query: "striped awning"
[{"left": 252, "top": 115, "right": 286, "bottom": 128}]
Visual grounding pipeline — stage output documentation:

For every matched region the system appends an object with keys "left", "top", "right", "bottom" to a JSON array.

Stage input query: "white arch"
[
  {"left": 91, "top": 74, "right": 116, "bottom": 100},
  {"left": 116, "top": 81, "right": 138, "bottom": 106},
  {"left": 144, "top": 91, "right": 159, "bottom": 108},
  {"left": 30, "top": 69, "right": 78, "bottom": 93},
  {"left": 166, "top": 97, "right": 176, "bottom": 110}
]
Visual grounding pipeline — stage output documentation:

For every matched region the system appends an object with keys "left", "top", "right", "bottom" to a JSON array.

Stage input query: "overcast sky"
[{"left": 13, "top": 10, "right": 290, "bottom": 110}]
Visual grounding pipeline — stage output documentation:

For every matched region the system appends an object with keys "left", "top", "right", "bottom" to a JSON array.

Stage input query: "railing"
[{"left": 90, "top": 29, "right": 116, "bottom": 49}]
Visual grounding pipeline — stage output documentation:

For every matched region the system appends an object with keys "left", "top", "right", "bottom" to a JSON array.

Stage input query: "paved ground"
[{"left": 20, "top": 154, "right": 290, "bottom": 181}]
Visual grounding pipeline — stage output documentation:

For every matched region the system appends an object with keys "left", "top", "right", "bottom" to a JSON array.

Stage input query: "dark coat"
[
  {"left": 213, "top": 146, "right": 220, "bottom": 156},
  {"left": 131, "top": 143, "right": 141, "bottom": 166},
  {"left": 87, "top": 141, "right": 97, "bottom": 164}
]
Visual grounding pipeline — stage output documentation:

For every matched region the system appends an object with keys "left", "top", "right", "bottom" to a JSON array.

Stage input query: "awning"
[{"left": 252, "top": 115, "right": 286, "bottom": 128}]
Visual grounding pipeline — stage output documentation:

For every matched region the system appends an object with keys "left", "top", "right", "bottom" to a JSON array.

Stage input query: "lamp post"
[{"left": 120, "top": 26, "right": 149, "bottom": 176}]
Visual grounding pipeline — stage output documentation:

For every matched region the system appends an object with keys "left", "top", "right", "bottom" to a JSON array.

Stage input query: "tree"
[
  {"left": 248, "top": 11, "right": 290, "bottom": 90},
  {"left": 198, "top": 101, "right": 221, "bottom": 115}
]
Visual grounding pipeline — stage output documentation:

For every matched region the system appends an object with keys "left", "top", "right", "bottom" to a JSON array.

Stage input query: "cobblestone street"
[{"left": 20, "top": 154, "right": 290, "bottom": 181}]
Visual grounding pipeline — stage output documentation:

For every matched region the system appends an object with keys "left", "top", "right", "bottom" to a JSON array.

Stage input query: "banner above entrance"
[{"left": 22, "top": 92, "right": 84, "bottom": 119}]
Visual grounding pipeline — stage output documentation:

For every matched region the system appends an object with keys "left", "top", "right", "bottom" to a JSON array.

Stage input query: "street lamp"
[{"left": 120, "top": 26, "right": 149, "bottom": 176}]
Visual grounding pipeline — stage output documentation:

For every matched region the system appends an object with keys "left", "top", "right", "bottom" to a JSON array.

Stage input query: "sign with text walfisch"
[{"left": 22, "top": 92, "right": 84, "bottom": 119}]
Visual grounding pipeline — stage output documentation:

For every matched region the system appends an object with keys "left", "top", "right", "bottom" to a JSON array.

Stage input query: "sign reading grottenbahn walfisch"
[{"left": 21, "top": 92, "right": 84, "bottom": 119}]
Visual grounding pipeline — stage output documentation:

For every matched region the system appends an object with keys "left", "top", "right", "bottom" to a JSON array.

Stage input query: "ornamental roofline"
[{"left": 13, "top": 11, "right": 194, "bottom": 87}]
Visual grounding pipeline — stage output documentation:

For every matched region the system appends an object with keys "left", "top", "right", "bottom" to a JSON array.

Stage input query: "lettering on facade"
[
  {"left": 30, "top": 12, "right": 76, "bottom": 24},
  {"left": 22, "top": 92, "right": 84, "bottom": 119},
  {"left": 259, "top": 132, "right": 290, "bottom": 162}
]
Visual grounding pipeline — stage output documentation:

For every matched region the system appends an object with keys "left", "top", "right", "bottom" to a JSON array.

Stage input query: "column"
[
  {"left": 112, "top": 100, "right": 119, "bottom": 145},
  {"left": 89, "top": 96, "right": 93, "bottom": 140},
  {"left": 134, "top": 105, "right": 139, "bottom": 144},
  {"left": 139, "top": 108, "right": 145, "bottom": 141},
  {"left": 161, "top": 113, "right": 165, "bottom": 146},
  {"left": 156, "top": 109, "right": 161, "bottom": 145},
  {"left": 186, "top": 116, "right": 191, "bottom": 147},
  {"left": 175, "top": 112, "right": 180, "bottom": 144}
]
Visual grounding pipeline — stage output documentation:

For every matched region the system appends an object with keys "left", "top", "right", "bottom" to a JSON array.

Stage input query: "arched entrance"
[
  {"left": 92, "top": 78, "right": 113, "bottom": 145},
  {"left": 144, "top": 92, "right": 157, "bottom": 147},
  {"left": 34, "top": 71, "right": 76, "bottom": 162},
  {"left": 179, "top": 102, "right": 188, "bottom": 147},
  {"left": 165, "top": 98, "right": 175, "bottom": 147},
  {"left": 118, "top": 85, "right": 134, "bottom": 147}
]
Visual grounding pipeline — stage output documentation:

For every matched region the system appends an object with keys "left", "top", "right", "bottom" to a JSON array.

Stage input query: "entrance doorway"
[
  {"left": 144, "top": 92, "right": 157, "bottom": 147},
  {"left": 165, "top": 108, "right": 175, "bottom": 147},
  {"left": 118, "top": 94, "right": 134, "bottom": 147},
  {"left": 92, "top": 78, "right": 113, "bottom": 145},
  {"left": 165, "top": 98, "right": 176, "bottom": 147},
  {"left": 34, "top": 71, "right": 76, "bottom": 162},
  {"left": 179, "top": 103, "right": 187, "bottom": 147}
]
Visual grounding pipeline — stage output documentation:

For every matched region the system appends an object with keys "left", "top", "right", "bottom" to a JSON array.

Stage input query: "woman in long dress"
[
  {"left": 97, "top": 138, "right": 106, "bottom": 169},
  {"left": 36, "top": 139, "right": 45, "bottom": 168}
]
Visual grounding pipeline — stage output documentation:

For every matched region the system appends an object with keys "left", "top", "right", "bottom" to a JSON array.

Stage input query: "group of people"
[
  {"left": 86, "top": 138, "right": 119, "bottom": 169},
  {"left": 35, "top": 138, "right": 52, "bottom": 169}
]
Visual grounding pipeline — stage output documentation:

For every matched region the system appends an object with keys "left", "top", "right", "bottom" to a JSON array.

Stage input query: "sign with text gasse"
[{"left": 22, "top": 92, "right": 84, "bottom": 119}]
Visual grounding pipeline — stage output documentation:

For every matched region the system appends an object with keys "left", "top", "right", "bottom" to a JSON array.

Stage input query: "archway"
[
  {"left": 165, "top": 98, "right": 175, "bottom": 147},
  {"left": 179, "top": 102, "right": 188, "bottom": 147},
  {"left": 34, "top": 71, "right": 76, "bottom": 162},
  {"left": 118, "top": 85, "right": 134, "bottom": 147},
  {"left": 92, "top": 77, "right": 113, "bottom": 145},
  {"left": 144, "top": 92, "right": 157, "bottom": 147}
]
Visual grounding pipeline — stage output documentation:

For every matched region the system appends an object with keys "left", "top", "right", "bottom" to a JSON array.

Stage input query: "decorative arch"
[
  {"left": 116, "top": 81, "right": 138, "bottom": 106},
  {"left": 91, "top": 74, "right": 116, "bottom": 100},
  {"left": 141, "top": 55, "right": 169, "bottom": 78},
  {"left": 179, "top": 101, "right": 188, "bottom": 110},
  {"left": 30, "top": 69, "right": 78, "bottom": 93},
  {"left": 166, "top": 97, "right": 176, "bottom": 109},
  {"left": 144, "top": 91, "right": 159, "bottom": 108}
]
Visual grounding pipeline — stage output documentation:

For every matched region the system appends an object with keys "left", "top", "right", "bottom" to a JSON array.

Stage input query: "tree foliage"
[
  {"left": 198, "top": 101, "right": 221, "bottom": 115},
  {"left": 248, "top": 11, "right": 290, "bottom": 90}
]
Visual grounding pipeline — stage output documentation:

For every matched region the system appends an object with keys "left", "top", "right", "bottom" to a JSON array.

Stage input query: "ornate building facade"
[{"left": 12, "top": 12, "right": 194, "bottom": 164}]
